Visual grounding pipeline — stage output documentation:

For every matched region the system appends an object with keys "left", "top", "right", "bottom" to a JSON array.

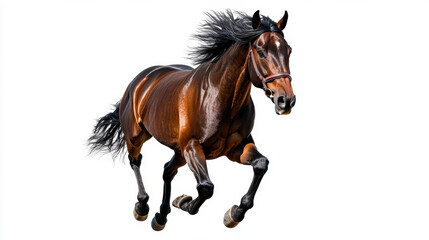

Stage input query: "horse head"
[{"left": 248, "top": 10, "right": 296, "bottom": 115}]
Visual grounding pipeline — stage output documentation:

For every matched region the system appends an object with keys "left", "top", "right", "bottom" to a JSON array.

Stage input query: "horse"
[{"left": 88, "top": 10, "right": 295, "bottom": 231}]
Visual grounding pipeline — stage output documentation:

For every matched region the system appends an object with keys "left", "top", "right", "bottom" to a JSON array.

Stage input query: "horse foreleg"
[
  {"left": 151, "top": 152, "right": 185, "bottom": 231},
  {"left": 172, "top": 139, "right": 214, "bottom": 215},
  {"left": 224, "top": 136, "right": 269, "bottom": 228}
]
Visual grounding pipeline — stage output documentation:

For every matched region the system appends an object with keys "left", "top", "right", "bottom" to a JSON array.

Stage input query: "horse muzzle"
[{"left": 275, "top": 95, "right": 296, "bottom": 115}]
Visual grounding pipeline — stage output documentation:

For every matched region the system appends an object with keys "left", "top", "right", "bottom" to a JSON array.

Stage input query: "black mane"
[{"left": 190, "top": 10, "right": 283, "bottom": 65}]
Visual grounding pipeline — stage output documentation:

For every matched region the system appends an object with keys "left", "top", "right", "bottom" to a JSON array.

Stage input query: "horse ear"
[
  {"left": 252, "top": 10, "right": 261, "bottom": 29},
  {"left": 277, "top": 10, "right": 288, "bottom": 30}
]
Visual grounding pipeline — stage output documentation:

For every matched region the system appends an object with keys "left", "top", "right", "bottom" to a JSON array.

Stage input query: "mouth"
[{"left": 275, "top": 108, "right": 291, "bottom": 115}]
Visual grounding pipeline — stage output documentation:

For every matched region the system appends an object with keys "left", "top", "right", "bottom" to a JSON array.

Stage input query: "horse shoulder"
[{"left": 222, "top": 98, "right": 256, "bottom": 157}]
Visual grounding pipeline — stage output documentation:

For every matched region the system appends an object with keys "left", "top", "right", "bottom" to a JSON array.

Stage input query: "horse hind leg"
[
  {"left": 125, "top": 127, "right": 152, "bottom": 222},
  {"left": 151, "top": 152, "right": 186, "bottom": 231}
]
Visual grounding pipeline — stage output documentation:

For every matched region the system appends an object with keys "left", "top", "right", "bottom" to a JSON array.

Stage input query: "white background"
[{"left": 1, "top": 0, "right": 428, "bottom": 239}]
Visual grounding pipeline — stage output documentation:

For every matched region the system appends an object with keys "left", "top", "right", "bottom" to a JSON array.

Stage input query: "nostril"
[
  {"left": 290, "top": 95, "right": 296, "bottom": 107},
  {"left": 277, "top": 96, "right": 286, "bottom": 109},
  {"left": 265, "top": 89, "right": 272, "bottom": 98}
]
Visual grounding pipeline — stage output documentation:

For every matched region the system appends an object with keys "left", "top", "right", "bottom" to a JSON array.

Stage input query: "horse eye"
[{"left": 257, "top": 49, "right": 266, "bottom": 58}]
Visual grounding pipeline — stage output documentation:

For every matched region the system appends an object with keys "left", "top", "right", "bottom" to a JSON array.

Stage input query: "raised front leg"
[
  {"left": 224, "top": 135, "right": 269, "bottom": 228},
  {"left": 173, "top": 139, "right": 214, "bottom": 215}
]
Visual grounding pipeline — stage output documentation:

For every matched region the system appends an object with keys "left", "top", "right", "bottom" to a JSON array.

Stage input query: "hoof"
[
  {"left": 172, "top": 194, "right": 192, "bottom": 209},
  {"left": 151, "top": 215, "right": 166, "bottom": 231},
  {"left": 133, "top": 208, "right": 148, "bottom": 221},
  {"left": 223, "top": 205, "right": 240, "bottom": 228},
  {"left": 133, "top": 202, "right": 148, "bottom": 221}
]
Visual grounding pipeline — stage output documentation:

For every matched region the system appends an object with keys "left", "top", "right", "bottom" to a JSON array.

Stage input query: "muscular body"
[
  {"left": 119, "top": 44, "right": 255, "bottom": 161},
  {"left": 119, "top": 44, "right": 267, "bottom": 229}
]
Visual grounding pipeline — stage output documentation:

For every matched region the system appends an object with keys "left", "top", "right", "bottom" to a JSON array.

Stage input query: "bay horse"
[{"left": 89, "top": 10, "right": 295, "bottom": 230}]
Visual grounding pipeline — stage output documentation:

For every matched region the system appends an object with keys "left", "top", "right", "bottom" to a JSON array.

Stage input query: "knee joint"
[
  {"left": 197, "top": 182, "right": 214, "bottom": 199},
  {"left": 252, "top": 157, "right": 269, "bottom": 175}
]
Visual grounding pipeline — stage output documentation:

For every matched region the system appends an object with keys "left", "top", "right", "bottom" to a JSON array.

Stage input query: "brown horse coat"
[
  {"left": 120, "top": 44, "right": 255, "bottom": 162},
  {"left": 89, "top": 10, "right": 295, "bottom": 230}
]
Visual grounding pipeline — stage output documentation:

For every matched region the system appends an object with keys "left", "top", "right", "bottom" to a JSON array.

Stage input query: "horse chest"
[
  {"left": 205, "top": 137, "right": 227, "bottom": 159},
  {"left": 203, "top": 112, "right": 254, "bottom": 159}
]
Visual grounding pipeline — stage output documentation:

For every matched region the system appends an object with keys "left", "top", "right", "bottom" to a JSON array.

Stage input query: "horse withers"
[{"left": 89, "top": 10, "right": 295, "bottom": 230}]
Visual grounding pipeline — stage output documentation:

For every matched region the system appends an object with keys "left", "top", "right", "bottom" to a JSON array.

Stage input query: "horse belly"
[{"left": 142, "top": 97, "right": 180, "bottom": 148}]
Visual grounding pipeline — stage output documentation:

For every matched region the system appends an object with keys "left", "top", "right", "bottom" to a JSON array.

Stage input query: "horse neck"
[{"left": 209, "top": 44, "right": 252, "bottom": 115}]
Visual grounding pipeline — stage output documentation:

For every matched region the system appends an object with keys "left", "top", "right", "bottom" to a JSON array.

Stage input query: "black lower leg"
[
  {"left": 154, "top": 157, "right": 179, "bottom": 225},
  {"left": 232, "top": 157, "right": 268, "bottom": 222},
  {"left": 181, "top": 181, "right": 214, "bottom": 215},
  {"left": 129, "top": 154, "right": 149, "bottom": 216}
]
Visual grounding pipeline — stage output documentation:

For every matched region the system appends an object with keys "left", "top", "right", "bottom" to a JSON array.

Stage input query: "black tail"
[{"left": 88, "top": 102, "right": 126, "bottom": 158}]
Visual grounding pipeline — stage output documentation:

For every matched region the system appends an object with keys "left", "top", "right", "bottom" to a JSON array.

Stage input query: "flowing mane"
[{"left": 190, "top": 10, "right": 284, "bottom": 65}]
